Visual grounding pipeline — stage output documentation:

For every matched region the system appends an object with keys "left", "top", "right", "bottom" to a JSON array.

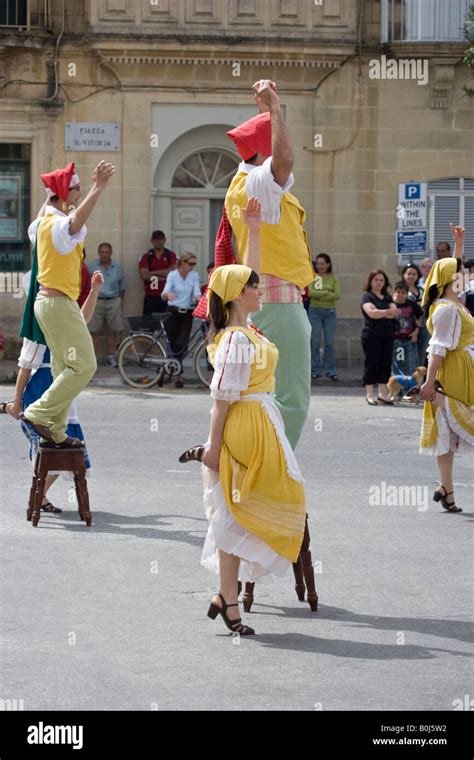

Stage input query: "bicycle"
[{"left": 117, "top": 312, "right": 213, "bottom": 389}]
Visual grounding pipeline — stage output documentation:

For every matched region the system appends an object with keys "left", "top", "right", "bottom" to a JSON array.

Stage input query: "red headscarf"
[
  {"left": 41, "top": 162, "right": 80, "bottom": 202},
  {"left": 227, "top": 112, "right": 272, "bottom": 161}
]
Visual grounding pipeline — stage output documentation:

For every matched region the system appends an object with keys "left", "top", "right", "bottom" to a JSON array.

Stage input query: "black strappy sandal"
[
  {"left": 178, "top": 445, "right": 206, "bottom": 464},
  {"left": 433, "top": 486, "right": 463, "bottom": 513},
  {"left": 41, "top": 502, "right": 63, "bottom": 514},
  {"left": 207, "top": 593, "right": 255, "bottom": 636}
]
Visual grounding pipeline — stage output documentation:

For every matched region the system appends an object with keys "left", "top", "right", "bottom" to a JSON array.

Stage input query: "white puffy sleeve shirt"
[
  {"left": 243, "top": 157, "right": 294, "bottom": 225},
  {"left": 428, "top": 301, "right": 462, "bottom": 357},
  {"left": 210, "top": 330, "right": 256, "bottom": 401},
  {"left": 27, "top": 206, "right": 87, "bottom": 255}
]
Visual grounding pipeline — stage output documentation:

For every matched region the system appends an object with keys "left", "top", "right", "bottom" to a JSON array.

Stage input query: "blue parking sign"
[{"left": 405, "top": 184, "right": 421, "bottom": 200}]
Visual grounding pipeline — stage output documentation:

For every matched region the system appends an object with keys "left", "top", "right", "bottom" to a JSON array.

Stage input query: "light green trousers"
[
  {"left": 25, "top": 296, "right": 97, "bottom": 443},
  {"left": 251, "top": 302, "right": 311, "bottom": 450}
]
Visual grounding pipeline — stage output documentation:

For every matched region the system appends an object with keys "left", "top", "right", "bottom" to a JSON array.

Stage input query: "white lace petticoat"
[
  {"left": 200, "top": 393, "right": 303, "bottom": 583},
  {"left": 420, "top": 401, "right": 474, "bottom": 456}
]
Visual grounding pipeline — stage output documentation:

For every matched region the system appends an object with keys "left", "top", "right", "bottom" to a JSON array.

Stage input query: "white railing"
[
  {"left": 381, "top": 0, "right": 471, "bottom": 42},
  {"left": 0, "top": 0, "right": 51, "bottom": 30}
]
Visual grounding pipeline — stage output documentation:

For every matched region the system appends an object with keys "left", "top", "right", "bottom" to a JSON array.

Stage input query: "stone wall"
[{"left": 0, "top": 0, "right": 472, "bottom": 362}]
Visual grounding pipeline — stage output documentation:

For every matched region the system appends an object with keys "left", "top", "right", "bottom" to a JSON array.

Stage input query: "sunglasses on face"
[{"left": 186, "top": 260, "right": 197, "bottom": 266}]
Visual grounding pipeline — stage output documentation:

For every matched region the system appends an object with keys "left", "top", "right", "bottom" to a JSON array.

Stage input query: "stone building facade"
[{"left": 0, "top": 0, "right": 473, "bottom": 362}]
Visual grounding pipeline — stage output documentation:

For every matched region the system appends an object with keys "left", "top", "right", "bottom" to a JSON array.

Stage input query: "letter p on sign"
[{"left": 405, "top": 184, "right": 421, "bottom": 200}]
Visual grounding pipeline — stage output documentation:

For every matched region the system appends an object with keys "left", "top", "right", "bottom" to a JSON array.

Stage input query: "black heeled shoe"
[
  {"left": 178, "top": 445, "right": 206, "bottom": 463},
  {"left": 433, "top": 486, "right": 462, "bottom": 513},
  {"left": 207, "top": 593, "right": 255, "bottom": 635}
]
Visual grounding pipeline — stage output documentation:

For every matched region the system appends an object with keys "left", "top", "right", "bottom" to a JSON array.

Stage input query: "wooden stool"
[
  {"left": 239, "top": 515, "right": 318, "bottom": 613},
  {"left": 27, "top": 446, "right": 92, "bottom": 528}
]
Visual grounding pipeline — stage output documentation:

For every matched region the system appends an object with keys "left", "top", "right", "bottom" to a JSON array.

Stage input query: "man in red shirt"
[{"left": 138, "top": 230, "right": 177, "bottom": 315}]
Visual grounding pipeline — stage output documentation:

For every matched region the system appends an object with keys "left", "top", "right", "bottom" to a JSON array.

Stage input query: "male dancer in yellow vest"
[
  {"left": 21, "top": 160, "right": 115, "bottom": 446},
  {"left": 226, "top": 80, "right": 315, "bottom": 449}
]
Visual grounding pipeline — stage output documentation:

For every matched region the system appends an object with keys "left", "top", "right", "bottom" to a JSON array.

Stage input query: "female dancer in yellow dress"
[
  {"left": 419, "top": 225, "right": 474, "bottom": 512},
  {"left": 182, "top": 198, "right": 306, "bottom": 636}
]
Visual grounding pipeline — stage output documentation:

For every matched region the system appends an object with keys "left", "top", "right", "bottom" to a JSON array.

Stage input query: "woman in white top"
[{"left": 162, "top": 252, "right": 202, "bottom": 388}]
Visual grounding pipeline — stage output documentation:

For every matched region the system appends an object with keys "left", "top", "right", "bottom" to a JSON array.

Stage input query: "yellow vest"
[
  {"left": 225, "top": 171, "right": 315, "bottom": 289},
  {"left": 37, "top": 214, "right": 83, "bottom": 301},
  {"left": 208, "top": 326, "right": 278, "bottom": 396}
]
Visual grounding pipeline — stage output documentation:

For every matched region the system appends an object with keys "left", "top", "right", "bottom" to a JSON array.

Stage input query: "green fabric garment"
[
  {"left": 23, "top": 296, "right": 97, "bottom": 442},
  {"left": 308, "top": 273, "right": 340, "bottom": 309},
  {"left": 19, "top": 224, "right": 45, "bottom": 344},
  {"left": 251, "top": 302, "right": 311, "bottom": 451}
]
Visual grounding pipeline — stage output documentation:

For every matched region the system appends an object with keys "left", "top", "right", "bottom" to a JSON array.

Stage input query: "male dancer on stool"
[
  {"left": 21, "top": 160, "right": 115, "bottom": 447},
  {"left": 195, "top": 81, "right": 318, "bottom": 609}
]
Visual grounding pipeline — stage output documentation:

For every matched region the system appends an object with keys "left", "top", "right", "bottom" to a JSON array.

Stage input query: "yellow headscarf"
[
  {"left": 421, "top": 258, "right": 458, "bottom": 332},
  {"left": 207, "top": 264, "right": 253, "bottom": 317}
]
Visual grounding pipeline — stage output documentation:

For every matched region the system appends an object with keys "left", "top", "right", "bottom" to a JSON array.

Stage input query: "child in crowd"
[{"left": 392, "top": 281, "right": 423, "bottom": 376}]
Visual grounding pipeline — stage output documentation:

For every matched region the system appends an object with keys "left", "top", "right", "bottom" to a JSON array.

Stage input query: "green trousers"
[
  {"left": 251, "top": 303, "right": 311, "bottom": 450},
  {"left": 24, "top": 296, "right": 97, "bottom": 443}
]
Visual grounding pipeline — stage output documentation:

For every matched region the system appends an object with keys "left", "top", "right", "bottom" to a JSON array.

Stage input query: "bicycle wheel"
[
  {"left": 193, "top": 338, "right": 213, "bottom": 388},
  {"left": 117, "top": 334, "right": 167, "bottom": 389}
]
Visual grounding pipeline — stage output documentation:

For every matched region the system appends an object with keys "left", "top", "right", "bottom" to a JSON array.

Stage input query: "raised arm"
[
  {"left": 252, "top": 80, "right": 294, "bottom": 187},
  {"left": 69, "top": 161, "right": 115, "bottom": 236},
  {"left": 242, "top": 197, "right": 261, "bottom": 275},
  {"left": 449, "top": 223, "right": 464, "bottom": 261},
  {"left": 81, "top": 271, "right": 103, "bottom": 323}
]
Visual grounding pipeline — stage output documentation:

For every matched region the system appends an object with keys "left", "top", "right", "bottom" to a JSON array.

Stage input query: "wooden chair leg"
[
  {"left": 243, "top": 581, "right": 255, "bottom": 613},
  {"left": 74, "top": 474, "right": 83, "bottom": 521},
  {"left": 292, "top": 556, "right": 306, "bottom": 601},
  {"left": 300, "top": 516, "right": 318, "bottom": 612},
  {"left": 75, "top": 470, "right": 92, "bottom": 527},
  {"left": 27, "top": 474, "right": 37, "bottom": 522},
  {"left": 32, "top": 474, "right": 46, "bottom": 527}
]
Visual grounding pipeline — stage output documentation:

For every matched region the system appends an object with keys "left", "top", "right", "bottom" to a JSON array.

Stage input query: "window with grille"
[
  {"left": 172, "top": 151, "right": 239, "bottom": 190},
  {"left": 428, "top": 178, "right": 474, "bottom": 258},
  {"left": 0, "top": 0, "right": 49, "bottom": 29},
  {"left": 0, "top": 143, "right": 31, "bottom": 272},
  {"left": 381, "top": 0, "right": 470, "bottom": 42}
]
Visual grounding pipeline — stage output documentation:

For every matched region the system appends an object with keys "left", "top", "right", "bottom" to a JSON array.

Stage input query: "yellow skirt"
[
  {"left": 219, "top": 394, "right": 306, "bottom": 563},
  {"left": 420, "top": 348, "right": 474, "bottom": 454}
]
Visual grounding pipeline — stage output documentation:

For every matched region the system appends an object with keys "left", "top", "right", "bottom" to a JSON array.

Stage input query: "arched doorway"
[
  {"left": 170, "top": 149, "right": 239, "bottom": 277},
  {"left": 152, "top": 126, "right": 240, "bottom": 282}
]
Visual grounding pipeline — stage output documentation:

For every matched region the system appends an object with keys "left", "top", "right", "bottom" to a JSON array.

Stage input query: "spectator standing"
[
  {"left": 162, "top": 252, "right": 202, "bottom": 387},
  {"left": 402, "top": 263, "right": 429, "bottom": 365},
  {"left": 436, "top": 241, "right": 451, "bottom": 260},
  {"left": 201, "top": 261, "right": 215, "bottom": 295},
  {"left": 402, "top": 264, "right": 423, "bottom": 303},
  {"left": 88, "top": 242, "right": 126, "bottom": 367},
  {"left": 139, "top": 231, "right": 177, "bottom": 315},
  {"left": 361, "top": 270, "right": 399, "bottom": 406},
  {"left": 392, "top": 281, "right": 423, "bottom": 375},
  {"left": 418, "top": 258, "right": 433, "bottom": 288},
  {"left": 308, "top": 253, "right": 340, "bottom": 381}
]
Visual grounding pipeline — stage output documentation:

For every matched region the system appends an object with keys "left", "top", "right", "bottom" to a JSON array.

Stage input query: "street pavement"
[{"left": 0, "top": 383, "right": 472, "bottom": 711}]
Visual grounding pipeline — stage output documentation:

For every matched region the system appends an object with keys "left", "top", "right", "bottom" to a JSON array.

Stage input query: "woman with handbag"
[{"left": 179, "top": 198, "right": 306, "bottom": 636}]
